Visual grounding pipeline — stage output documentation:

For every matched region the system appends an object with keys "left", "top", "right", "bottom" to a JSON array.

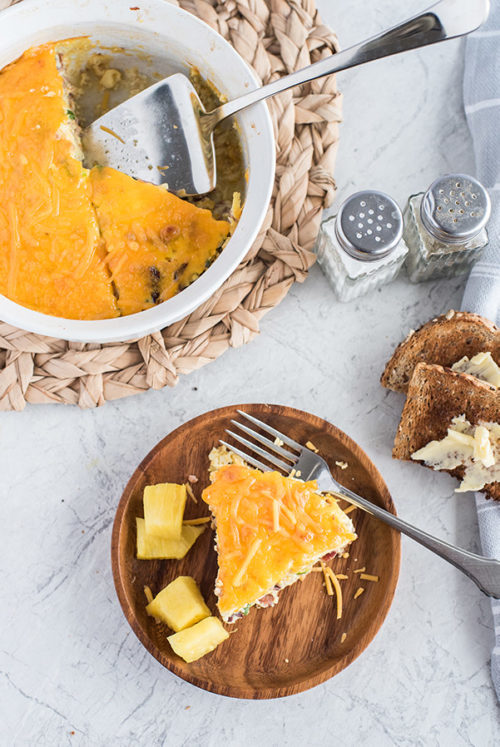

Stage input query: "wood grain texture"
[{"left": 111, "top": 404, "right": 401, "bottom": 699}]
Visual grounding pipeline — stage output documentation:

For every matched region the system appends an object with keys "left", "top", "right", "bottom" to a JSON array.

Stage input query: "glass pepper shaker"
[
  {"left": 403, "top": 174, "right": 491, "bottom": 282},
  {"left": 315, "top": 190, "right": 408, "bottom": 302}
]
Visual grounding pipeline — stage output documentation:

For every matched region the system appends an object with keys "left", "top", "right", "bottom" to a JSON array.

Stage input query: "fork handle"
[{"left": 324, "top": 478, "right": 500, "bottom": 599}]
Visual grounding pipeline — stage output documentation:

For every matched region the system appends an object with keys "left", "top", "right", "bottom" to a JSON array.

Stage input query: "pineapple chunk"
[
  {"left": 144, "top": 483, "right": 187, "bottom": 538},
  {"left": 146, "top": 576, "right": 210, "bottom": 631},
  {"left": 136, "top": 518, "right": 204, "bottom": 559},
  {"left": 168, "top": 616, "right": 229, "bottom": 662}
]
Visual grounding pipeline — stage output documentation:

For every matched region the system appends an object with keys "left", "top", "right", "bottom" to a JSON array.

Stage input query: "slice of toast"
[
  {"left": 381, "top": 311, "right": 500, "bottom": 392},
  {"left": 393, "top": 362, "right": 500, "bottom": 500}
]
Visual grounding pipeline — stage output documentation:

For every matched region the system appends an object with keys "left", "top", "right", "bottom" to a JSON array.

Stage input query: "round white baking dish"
[{"left": 0, "top": 0, "right": 275, "bottom": 342}]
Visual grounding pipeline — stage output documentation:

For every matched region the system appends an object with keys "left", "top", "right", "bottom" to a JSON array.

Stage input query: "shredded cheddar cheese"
[
  {"left": 185, "top": 483, "right": 198, "bottom": 504},
  {"left": 354, "top": 587, "right": 365, "bottom": 599},
  {"left": 233, "top": 538, "right": 262, "bottom": 587},
  {"left": 144, "top": 585, "right": 154, "bottom": 604},
  {"left": 325, "top": 567, "right": 343, "bottom": 619},
  {"left": 341, "top": 633, "right": 347, "bottom": 643},
  {"left": 343, "top": 505, "right": 357, "bottom": 514},
  {"left": 359, "top": 573, "right": 379, "bottom": 582},
  {"left": 321, "top": 561, "right": 334, "bottom": 596},
  {"left": 280, "top": 504, "right": 297, "bottom": 526},
  {"left": 353, "top": 567, "right": 366, "bottom": 574},
  {"left": 99, "top": 124, "right": 125, "bottom": 143},
  {"left": 272, "top": 499, "right": 280, "bottom": 532},
  {"left": 229, "top": 191, "right": 242, "bottom": 231}
]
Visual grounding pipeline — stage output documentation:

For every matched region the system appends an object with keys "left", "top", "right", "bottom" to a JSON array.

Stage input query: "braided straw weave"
[{"left": 0, "top": 0, "right": 341, "bottom": 410}]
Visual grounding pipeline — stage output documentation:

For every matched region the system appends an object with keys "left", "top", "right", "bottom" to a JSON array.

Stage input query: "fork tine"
[
  {"left": 219, "top": 440, "right": 271, "bottom": 472},
  {"left": 236, "top": 410, "right": 302, "bottom": 453},
  {"left": 229, "top": 420, "right": 298, "bottom": 464},
  {"left": 225, "top": 430, "right": 292, "bottom": 473}
]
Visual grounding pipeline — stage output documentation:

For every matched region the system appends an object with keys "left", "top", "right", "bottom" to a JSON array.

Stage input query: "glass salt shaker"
[
  {"left": 315, "top": 190, "right": 408, "bottom": 302},
  {"left": 404, "top": 174, "right": 491, "bottom": 282}
]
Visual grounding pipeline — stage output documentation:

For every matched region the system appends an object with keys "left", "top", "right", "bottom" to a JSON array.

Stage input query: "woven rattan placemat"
[{"left": 0, "top": 0, "right": 341, "bottom": 410}]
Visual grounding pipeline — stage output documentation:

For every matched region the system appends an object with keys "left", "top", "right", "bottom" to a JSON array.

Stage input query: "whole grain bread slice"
[
  {"left": 381, "top": 311, "right": 500, "bottom": 392},
  {"left": 393, "top": 362, "right": 500, "bottom": 500}
]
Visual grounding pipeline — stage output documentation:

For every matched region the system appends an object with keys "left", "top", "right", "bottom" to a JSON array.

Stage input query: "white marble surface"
[{"left": 1, "top": 0, "right": 499, "bottom": 744}]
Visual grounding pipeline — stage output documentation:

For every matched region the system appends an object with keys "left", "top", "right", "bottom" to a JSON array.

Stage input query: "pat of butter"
[
  {"left": 456, "top": 471, "right": 490, "bottom": 493},
  {"left": 412, "top": 416, "right": 500, "bottom": 493},
  {"left": 447, "top": 429, "right": 475, "bottom": 448},
  {"left": 412, "top": 439, "right": 454, "bottom": 468},
  {"left": 452, "top": 351, "right": 500, "bottom": 387},
  {"left": 412, "top": 426, "right": 474, "bottom": 469},
  {"left": 474, "top": 425, "right": 495, "bottom": 468}
]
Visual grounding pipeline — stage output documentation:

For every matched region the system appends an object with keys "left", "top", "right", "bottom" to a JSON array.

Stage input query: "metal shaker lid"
[
  {"left": 335, "top": 190, "right": 403, "bottom": 261},
  {"left": 420, "top": 174, "right": 491, "bottom": 244}
]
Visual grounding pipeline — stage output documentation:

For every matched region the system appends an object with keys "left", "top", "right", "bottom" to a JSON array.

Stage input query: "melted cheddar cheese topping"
[
  {"left": 0, "top": 44, "right": 117, "bottom": 319},
  {"left": 202, "top": 464, "right": 357, "bottom": 618},
  {"left": 0, "top": 44, "right": 230, "bottom": 320},
  {"left": 90, "top": 168, "right": 228, "bottom": 316}
]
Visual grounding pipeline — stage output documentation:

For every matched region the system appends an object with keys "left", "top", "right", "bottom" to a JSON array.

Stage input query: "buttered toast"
[
  {"left": 393, "top": 362, "right": 500, "bottom": 500},
  {"left": 381, "top": 311, "right": 500, "bottom": 393}
]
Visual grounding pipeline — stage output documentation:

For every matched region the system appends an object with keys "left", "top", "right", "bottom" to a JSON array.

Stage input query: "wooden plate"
[{"left": 111, "top": 404, "right": 400, "bottom": 699}]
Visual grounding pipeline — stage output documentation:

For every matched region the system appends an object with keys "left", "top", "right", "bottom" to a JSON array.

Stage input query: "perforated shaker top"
[
  {"left": 335, "top": 191, "right": 404, "bottom": 261},
  {"left": 420, "top": 174, "right": 491, "bottom": 244}
]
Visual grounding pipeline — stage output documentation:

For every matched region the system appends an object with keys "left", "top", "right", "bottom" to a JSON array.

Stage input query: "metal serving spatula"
[{"left": 83, "top": 0, "right": 489, "bottom": 196}]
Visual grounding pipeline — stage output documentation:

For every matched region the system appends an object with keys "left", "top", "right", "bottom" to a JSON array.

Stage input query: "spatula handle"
[{"left": 206, "top": 0, "right": 489, "bottom": 128}]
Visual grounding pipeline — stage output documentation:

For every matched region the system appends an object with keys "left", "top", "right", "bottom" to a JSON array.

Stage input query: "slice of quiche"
[
  {"left": 0, "top": 43, "right": 118, "bottom": 320},
  {"left": 202, "top": 448, "right": 357, "bottom": 623},
  {"left": 90, "top": 167, "right": 229, "bottom": 316}
]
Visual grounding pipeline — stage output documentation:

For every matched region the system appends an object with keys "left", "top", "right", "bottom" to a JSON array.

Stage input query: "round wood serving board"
[{"left": 111, "top": 404, "right": 401, "bottom": 698}]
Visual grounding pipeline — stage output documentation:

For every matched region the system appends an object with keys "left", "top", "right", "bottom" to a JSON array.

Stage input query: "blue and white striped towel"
[{"left": 462, "top": 1, "right": 500, "bottom": 701}]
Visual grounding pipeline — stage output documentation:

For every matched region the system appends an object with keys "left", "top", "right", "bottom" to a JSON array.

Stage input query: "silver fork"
[{"left": 221, "top": 410, "right": 500, "bottom": 599}]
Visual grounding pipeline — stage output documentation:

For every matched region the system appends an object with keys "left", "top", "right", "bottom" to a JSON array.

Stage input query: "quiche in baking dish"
[
  {"left": 0, "top": 42, "right": 235, "bottom": 320},
  {"left": 202, "top": 448, "right": 357, "bottom": 623}
]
